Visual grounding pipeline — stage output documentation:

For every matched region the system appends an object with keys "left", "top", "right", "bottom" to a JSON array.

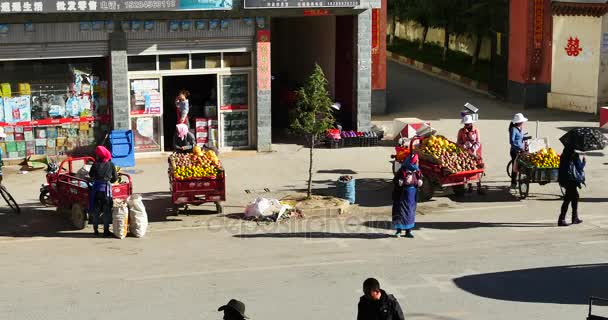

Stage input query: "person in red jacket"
[{"left": 457, "top": 115, "right": 484, "bottom": 194}]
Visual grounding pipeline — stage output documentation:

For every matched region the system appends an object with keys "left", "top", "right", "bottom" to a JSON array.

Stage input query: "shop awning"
[{"left": 552, "top": 1, "right": 608, "bottom": 17}]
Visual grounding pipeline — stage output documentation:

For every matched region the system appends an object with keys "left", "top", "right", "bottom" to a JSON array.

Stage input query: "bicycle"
[{"left": 0, "top": 177, "right": 20, "bottom": 214}]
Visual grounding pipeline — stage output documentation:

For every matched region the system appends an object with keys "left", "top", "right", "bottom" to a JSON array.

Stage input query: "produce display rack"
[{"left": 516, "top": 159, "right": 560, "bottom": 199}]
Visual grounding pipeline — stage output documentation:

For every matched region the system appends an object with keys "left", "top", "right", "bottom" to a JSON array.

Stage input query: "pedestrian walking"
[
  {"left": 218, "top": 299, "right": 249, "bottom": 320},
  {"left": 357, "top": 278, "right": 405, "bottom": 320},
  {"left": 557, "top": 146, "right": 585, "bottom": 226},
  {"left": 89, "top": 146, "right": 118, "bottom": 237},
  {"left": 509, "top": 113, "right": 528, "bottom": 189},
  {"left": 392, "top": 153, "right": 421, "bottom": 238},
  {"left": 457, "top": 115, "right": 484, "bottom": 194},
  {"left": 175, "top": 89, "right": 190, "bottom": 126},
  {"left": 173, "top": 123, "right": 195, "bottom": 153}
]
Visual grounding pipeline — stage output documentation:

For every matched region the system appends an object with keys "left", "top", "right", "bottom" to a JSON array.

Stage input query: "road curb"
[{"left": 388, "top": 51, "right": 493, "bottom": 97}]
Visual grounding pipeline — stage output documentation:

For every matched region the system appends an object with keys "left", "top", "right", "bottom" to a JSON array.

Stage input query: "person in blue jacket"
[
  {"left": 509, "top": 113, "right": 528, "bottom": 188},
  {"left": 557, "top": 146, "right": 585, "bottom": 227}
]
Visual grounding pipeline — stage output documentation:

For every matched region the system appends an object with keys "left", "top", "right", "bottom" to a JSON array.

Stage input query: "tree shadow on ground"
[
  {"left": 453, "top": 263, "right": 608, "bottom": 305},
  {"left": 292, "top": 178, "right": 393, "bottom": 208},
  {"left": 362, "top": 220, "right": 555, "bottom": 231},
  {"left": 316, "top": 169, "right": 358, "bottom": 175},
  {"left": 536, "top": 197, "right": 608, "bottom": 203},
  {"left": 234, "top": 231, "right": 392, "bottom": 239}
]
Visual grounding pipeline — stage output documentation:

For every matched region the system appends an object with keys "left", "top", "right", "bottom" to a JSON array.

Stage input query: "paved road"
[{"left": 1, "top": 62, "right": 607, "bottom": 320}]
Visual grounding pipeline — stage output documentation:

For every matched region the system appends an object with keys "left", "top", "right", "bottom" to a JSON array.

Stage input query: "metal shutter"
[
  {"left": 127, "top": 38, "right": 253, "bottom": 55},
  {"left": 0, "top": 42, "right": 108, "bottom": 61}
]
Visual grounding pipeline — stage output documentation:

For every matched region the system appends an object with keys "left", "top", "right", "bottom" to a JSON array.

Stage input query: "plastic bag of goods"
[
  {"left": 112, "top": 200, "right": 129, "bottom": 239},
  {"left": 127, "top": 194, "right": 148, "bottom": 238},
  {"left": 244, "top": 197, "right": 284, "bottom": 218}
]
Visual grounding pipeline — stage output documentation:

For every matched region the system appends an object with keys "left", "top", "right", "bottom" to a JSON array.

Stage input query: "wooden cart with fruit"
[
  {"left": 515, "top": 148, "right": 561, "bottom": 199},
  {"left": 410, "top": 136, "right": 485, "bottom": 201},
  {"left": 168, "top": 146, "right": 225, "bottom": 214}
]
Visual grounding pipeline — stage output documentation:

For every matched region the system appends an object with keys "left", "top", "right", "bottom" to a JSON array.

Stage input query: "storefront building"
[
  {"left": 0, "top": 0, "right": 381, "bottom": 159},
  {"left": 547, "top": 1, "right": 608, "bottom": 114}
]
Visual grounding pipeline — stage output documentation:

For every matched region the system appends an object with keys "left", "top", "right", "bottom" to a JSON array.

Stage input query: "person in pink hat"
[{"left": 392, "top": 153, "right": 422, "bottom": 238}]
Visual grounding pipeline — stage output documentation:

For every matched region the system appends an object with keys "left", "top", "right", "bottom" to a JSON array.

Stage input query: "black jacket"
[
  {"left": 89, "top": 161, "right": 118, "bottom": 183},
  {"left": 357, "top": 290, "right": 405, "bottom": 320}
]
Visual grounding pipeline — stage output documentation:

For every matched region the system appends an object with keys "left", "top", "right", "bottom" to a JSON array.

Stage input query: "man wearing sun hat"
[{"left": 218, "top": 299, "right": 249, "bottom": 320}]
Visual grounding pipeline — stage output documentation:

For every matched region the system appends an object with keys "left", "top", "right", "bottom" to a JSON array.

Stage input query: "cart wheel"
[
  {"left": 518, "top": 173, "right": 530, "bottom": 199},
  {"left": 215, "top": 202, "right": 223, "bottom": 214},
  {"left": 453, "top": 185, "right": 466, "bottom": 197},
  {"left": 419, "top": 177, "right": 434, "bottom": 202},
  {"left": 506, "top": 160, "right": 514, "bottom": 179},
  {"left": 71, "top": 204, "right": 87, "bottom": 230},
  {"left": 39, "top": 189, "right": 51, "bottom": 207},
  {"left": 0, "top": 185, "right": 20, "bottom": 214},
  {"left": 392, "top": 161, "right": 402, "bottom": 175}
]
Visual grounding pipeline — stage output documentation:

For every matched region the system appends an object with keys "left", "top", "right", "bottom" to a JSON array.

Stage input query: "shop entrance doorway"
[
  {"left": 162, "top": 74, "right": 217, "bottom": 151},
  {"left": 271, "top": 16, "right": 354, "bottom": 139}
]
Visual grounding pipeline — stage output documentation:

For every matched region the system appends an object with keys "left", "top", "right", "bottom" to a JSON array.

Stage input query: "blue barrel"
[
  {"left": 336, "top": 178, "right": 356, "bottom": 204},
  {"left": 108, "top": 130, "right": 135, "bottom": 168}
]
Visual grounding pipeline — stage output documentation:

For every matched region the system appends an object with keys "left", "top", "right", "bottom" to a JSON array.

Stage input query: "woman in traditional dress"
[
  {"left": 392, "top": 153, "right": 421, "bottom": 238},
  {"left": 457, "top": 115, "right": 484, "bottom": 194}
]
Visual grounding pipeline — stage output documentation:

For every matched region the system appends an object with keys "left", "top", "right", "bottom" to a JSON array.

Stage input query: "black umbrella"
[{"left": 559, "top": 127, "right": 607, "bottom": 151}]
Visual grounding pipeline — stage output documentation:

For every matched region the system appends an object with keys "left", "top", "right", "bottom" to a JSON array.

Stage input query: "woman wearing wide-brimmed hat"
[
  {"left": 509, "top": 113, "right": 528, "bottom": 189},
  {"left": 457, "top": 115, "right": 484, "bottom": 194}
]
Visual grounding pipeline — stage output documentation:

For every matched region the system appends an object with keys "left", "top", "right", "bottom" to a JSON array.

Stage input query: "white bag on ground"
[
  {"left": 244, "top": 197, "right": 285, "bottom": 218},
  {"left": 112, "top": 200, "right": 129, "bottom": 239},
  {"left": 127, "top": 194, "right": 148, "bottom": 238}
]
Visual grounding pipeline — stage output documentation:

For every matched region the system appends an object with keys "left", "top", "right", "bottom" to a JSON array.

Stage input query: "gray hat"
[{"left": 218, "top": 299, "right": 248, "bottom": 319}]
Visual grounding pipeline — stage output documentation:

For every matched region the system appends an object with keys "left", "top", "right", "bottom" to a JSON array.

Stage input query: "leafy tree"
[
  {"left": 404, "top": 0, "right": 433, "bottom": 50},
  {"left": 429, "top": 0, "right": 468, "bottom": 62},
  {"left": 291, "top": 64, "right": 334, "bottom": 198},
  {"left": 464, "top": 0, "right": 508, "bottom": 65},
  {"left": 388, "top": 0, "right": 407, "bottom": 46}
]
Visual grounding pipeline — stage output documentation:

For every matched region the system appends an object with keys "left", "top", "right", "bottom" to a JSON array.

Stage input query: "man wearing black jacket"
[{"left": 357, "top": 278, "right": 405, "bottom": 320}]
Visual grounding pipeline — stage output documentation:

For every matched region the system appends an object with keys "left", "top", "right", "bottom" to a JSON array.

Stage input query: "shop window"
[
  {"left": 130, "top": 78, "right": 162, "bottom": 115},
  {"left": 128, "top": 56, "right": 157, "bottom": 71},
  {"left": 191, "top": 53, "right": 221, "bottom": 69},
  {"left": 223, "top": 52, "right": 252, "bottom": 68},
  {"left": 0, "top": 57, "right": 108, "bottom": 159},
  {"left": 131, "top": 116, "right": 161, "bottom": 152},
  {"left": 159, "top": 55, "right": 189, "bottom": 70}
]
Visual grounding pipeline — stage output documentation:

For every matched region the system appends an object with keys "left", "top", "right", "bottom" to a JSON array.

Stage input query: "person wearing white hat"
[
  {"left": 457, "top": 115, "right": 484, "bottom": 194},
  {"left": 509, "top": 113, "right": 528, "bottom": 188}
]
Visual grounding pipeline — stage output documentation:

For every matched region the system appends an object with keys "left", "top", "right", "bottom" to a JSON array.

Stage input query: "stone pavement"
[{"left": 0, "top": 61, "right": 607, "bottom": 320}]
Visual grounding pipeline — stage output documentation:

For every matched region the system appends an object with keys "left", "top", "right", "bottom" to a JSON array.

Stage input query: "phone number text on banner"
[
  {"left": 0, "top": 0, "right": 231, "bottom": 13},
  {"left": 244, "top": 0, "right": 358, "bottom": 9}
]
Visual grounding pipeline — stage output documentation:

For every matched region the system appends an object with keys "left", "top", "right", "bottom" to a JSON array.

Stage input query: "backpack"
[{"left": 567, "top": 154, "right": 585, "bottom": 185}]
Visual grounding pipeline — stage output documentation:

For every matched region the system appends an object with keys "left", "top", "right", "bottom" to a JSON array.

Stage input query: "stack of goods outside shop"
[
  {"left": 325, "top": 129, "right": 381, "bottom": 149},
  {"left": 0, "top": 62, "right": 109, "bottom": 160}
]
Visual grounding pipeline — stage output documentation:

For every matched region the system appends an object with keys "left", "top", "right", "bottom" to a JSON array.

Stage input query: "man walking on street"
[{"left": 357, "top": 278, "right": 405, "bottom": 320}]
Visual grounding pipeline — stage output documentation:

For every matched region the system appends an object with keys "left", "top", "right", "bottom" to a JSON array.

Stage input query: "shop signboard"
[
  {"left": 244, "top": 0, "right": 358, "bottom": 9},
  {"left": 0, "top": 0, "right": 232, "bottom": 14}
]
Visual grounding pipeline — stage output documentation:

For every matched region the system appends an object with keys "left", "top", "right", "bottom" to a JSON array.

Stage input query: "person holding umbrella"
[{"left": 557, "top": 127, "right": 606, "bottom": 226}]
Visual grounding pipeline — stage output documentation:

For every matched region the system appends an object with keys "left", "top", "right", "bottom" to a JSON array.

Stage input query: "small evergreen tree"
[{"left": 291, "top": 64, "right": 334, "bottom": 198}]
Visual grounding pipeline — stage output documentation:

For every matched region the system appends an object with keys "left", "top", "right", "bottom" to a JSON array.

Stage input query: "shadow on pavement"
[
  {"left": 448, "top": 185, "right": 521, "bottom": 203},
  {"left": 316, "top": 169, "right": 358, "bottom": 175},
  {"left": 0, "top": 203, "right": 94, "bottom": 238},
  {"left": 453, "top": 263, "right": 608, "bottom": 305},
  {"left": 407, "top": 314, "right": 464, "bottom": 320},
  {"left": 290, "top": 178, "right": 394, "bottom": 208},
  {"left": 362, "top": 220, "right": 555, "bottom": 231},
  {"left": 234, "top": 231, "right": 392, "bottom": 239}
]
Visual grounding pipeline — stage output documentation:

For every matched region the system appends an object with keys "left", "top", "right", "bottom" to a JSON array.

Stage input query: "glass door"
[
  {"left": 129, "top": 77, "right": 163, "bottom": 152},
  {"left": 218, "top": 73, "right": 251, "bottom": 149}
]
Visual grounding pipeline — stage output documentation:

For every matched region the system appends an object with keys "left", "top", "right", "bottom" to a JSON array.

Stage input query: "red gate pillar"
[{"left": 508, "top": 0, "right": 553, "bottom": 108}]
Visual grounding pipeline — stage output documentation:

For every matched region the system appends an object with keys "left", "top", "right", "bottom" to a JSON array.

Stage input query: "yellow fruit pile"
[
  {"left": 524, "top": 148, "right": 560, "bottom": 168},
  {"left": 170, "top": 147, "right": 222, "bottom": 180}
]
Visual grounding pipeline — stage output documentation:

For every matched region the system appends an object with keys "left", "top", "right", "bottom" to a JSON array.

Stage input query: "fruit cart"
[
  {"left": 410, "top": 136, "right": 485, "bottom": 201},
  {"left": 167, "top": 148, "right": 225, "bottom": 215},
  {"left": 41, "top": 156, "right": 133, "bottom": 229},
  {"left": 515, "top": 148, "right": 561, "bottom": 199}
]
